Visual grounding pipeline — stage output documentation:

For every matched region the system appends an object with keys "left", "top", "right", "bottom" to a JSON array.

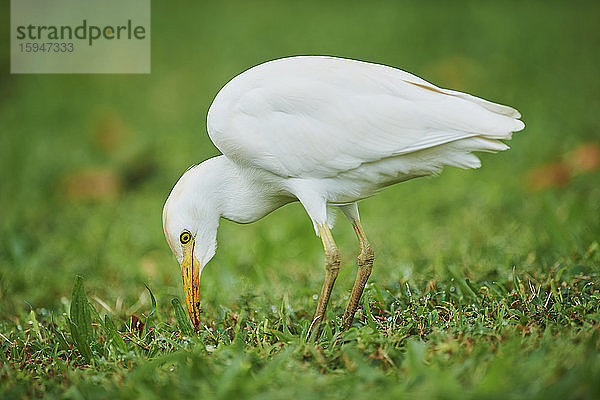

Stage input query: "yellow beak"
[{"left": 181, "top": 240, "right": 201, "bottom": 332}]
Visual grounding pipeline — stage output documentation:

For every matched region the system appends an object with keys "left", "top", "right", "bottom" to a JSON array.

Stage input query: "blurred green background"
[{"left": 1, "top": 1, "right": 599, "bottom": 396}]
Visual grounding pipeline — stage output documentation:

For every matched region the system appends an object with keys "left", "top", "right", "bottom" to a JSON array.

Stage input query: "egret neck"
[{"left": 162, "top": 155, "right": 294, "bottom": 330}]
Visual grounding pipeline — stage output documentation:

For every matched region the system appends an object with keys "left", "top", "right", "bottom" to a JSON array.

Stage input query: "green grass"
[{"left": 1, "top": 1, "right": 600, "bottom": 398}]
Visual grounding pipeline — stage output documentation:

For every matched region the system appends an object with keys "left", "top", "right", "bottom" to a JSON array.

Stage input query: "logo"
[{"left": 11, "top": 0, "right": 151, "bottom": 74}]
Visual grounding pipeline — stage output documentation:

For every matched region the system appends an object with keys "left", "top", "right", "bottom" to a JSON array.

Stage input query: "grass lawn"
[{"left": 1, "top": 1, "right": 600, "bottom": 399}]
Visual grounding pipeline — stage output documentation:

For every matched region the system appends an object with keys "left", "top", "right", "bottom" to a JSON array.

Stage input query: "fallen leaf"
[
  {"left": 62, "top": 168, "right": 121, "bottom": 200},
  {"left": 129, "top": 314, "right": 144, "bottom": 338},
  {"left": 527, "top": 162, "right": 570, "bottom": 191},
  {"left": 94, "top": 113, "right": 129, "bottom": 153},
  {"left": 565, "top": 142, "right": 600, "bottom": 174},
  {"left": 526, "top": 142, "right": 599, "bottom": 192}
]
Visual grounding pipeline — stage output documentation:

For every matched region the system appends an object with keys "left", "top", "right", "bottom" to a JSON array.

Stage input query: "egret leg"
[
  {"left": 308, "top": 223, "right": 341, "bottom": 340},
  {"left": 342, "top": 218, "right": 374, "bottom": 330}
]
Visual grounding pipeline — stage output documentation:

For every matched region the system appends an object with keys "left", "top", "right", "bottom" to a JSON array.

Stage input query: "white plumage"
[
  {"left": 208, "top": 56, "right": 521, "bottom": 177},
  {"left": 162, "top": 56, "right": 524, "bottom": 333}
]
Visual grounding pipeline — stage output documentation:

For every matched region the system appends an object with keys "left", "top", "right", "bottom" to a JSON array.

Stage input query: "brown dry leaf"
[
  {"left": 94, "top": 113, "right": 129, "bottom": 153},
  {"left": 527, "top": 162, "right": 570, "bottom": 191},
  {"left": 129, "top": 314, "right": 144, "bottom": 338},
  {"left": 527, "top": 142, "right": 599, "bottom": 192},
  {"left": 62, "top": 168, "right": 121, "bottom": 200},
  {"left": 565, "top": 142, "right": 600, "bottom": 174}
]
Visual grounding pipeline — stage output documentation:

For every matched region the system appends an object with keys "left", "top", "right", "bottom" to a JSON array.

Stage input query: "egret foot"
[
  {"left": 307, "top": 223, "right": 341, "bottom": 341},
  {"left": 342, "top": 218, "right": 374, "bottom": 330}
]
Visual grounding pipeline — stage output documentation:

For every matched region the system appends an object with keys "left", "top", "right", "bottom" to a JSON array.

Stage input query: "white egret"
[{"left": 162, "top": 56, "right": 524, "bottom": 337}]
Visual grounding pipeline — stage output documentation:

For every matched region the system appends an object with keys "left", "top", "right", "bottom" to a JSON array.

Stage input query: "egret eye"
[{"left": 180, "top": 230, "right": 192, "bottom": 244}]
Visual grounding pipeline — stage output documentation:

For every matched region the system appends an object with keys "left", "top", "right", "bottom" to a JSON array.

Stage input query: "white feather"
[{"left": 208, "top": 56, "right": 524, "bottom": 181}]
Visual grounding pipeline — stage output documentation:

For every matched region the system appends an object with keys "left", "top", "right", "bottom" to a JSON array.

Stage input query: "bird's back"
[{"left": 207, "top": 56, "right": 524, "bottom": 189}]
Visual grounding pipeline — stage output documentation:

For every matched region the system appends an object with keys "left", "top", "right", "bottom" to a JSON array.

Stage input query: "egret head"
[{"left": 162, "top": 163, "right": 220, "bottom": 331}]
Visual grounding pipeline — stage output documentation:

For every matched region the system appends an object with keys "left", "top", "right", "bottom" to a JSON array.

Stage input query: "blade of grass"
[
  {"left": 172, "top": 298, "right": 195, "bottom": 336},
  {"left": 141, "top": 284, "right": 157, "bottom": 341},
  {"left": 104, "top": 314, "right": 127, "bottom": 353},
  {"left": 68, "top": 275, "right": 94, "bottom": 363},
  {"left": 49, "top": 312, "right": 70, "bottom": 351}
]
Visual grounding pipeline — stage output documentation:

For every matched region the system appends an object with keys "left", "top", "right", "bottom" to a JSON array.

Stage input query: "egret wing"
[{"left": 207, "top": 56, "right": 524, "bottom": 178}]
